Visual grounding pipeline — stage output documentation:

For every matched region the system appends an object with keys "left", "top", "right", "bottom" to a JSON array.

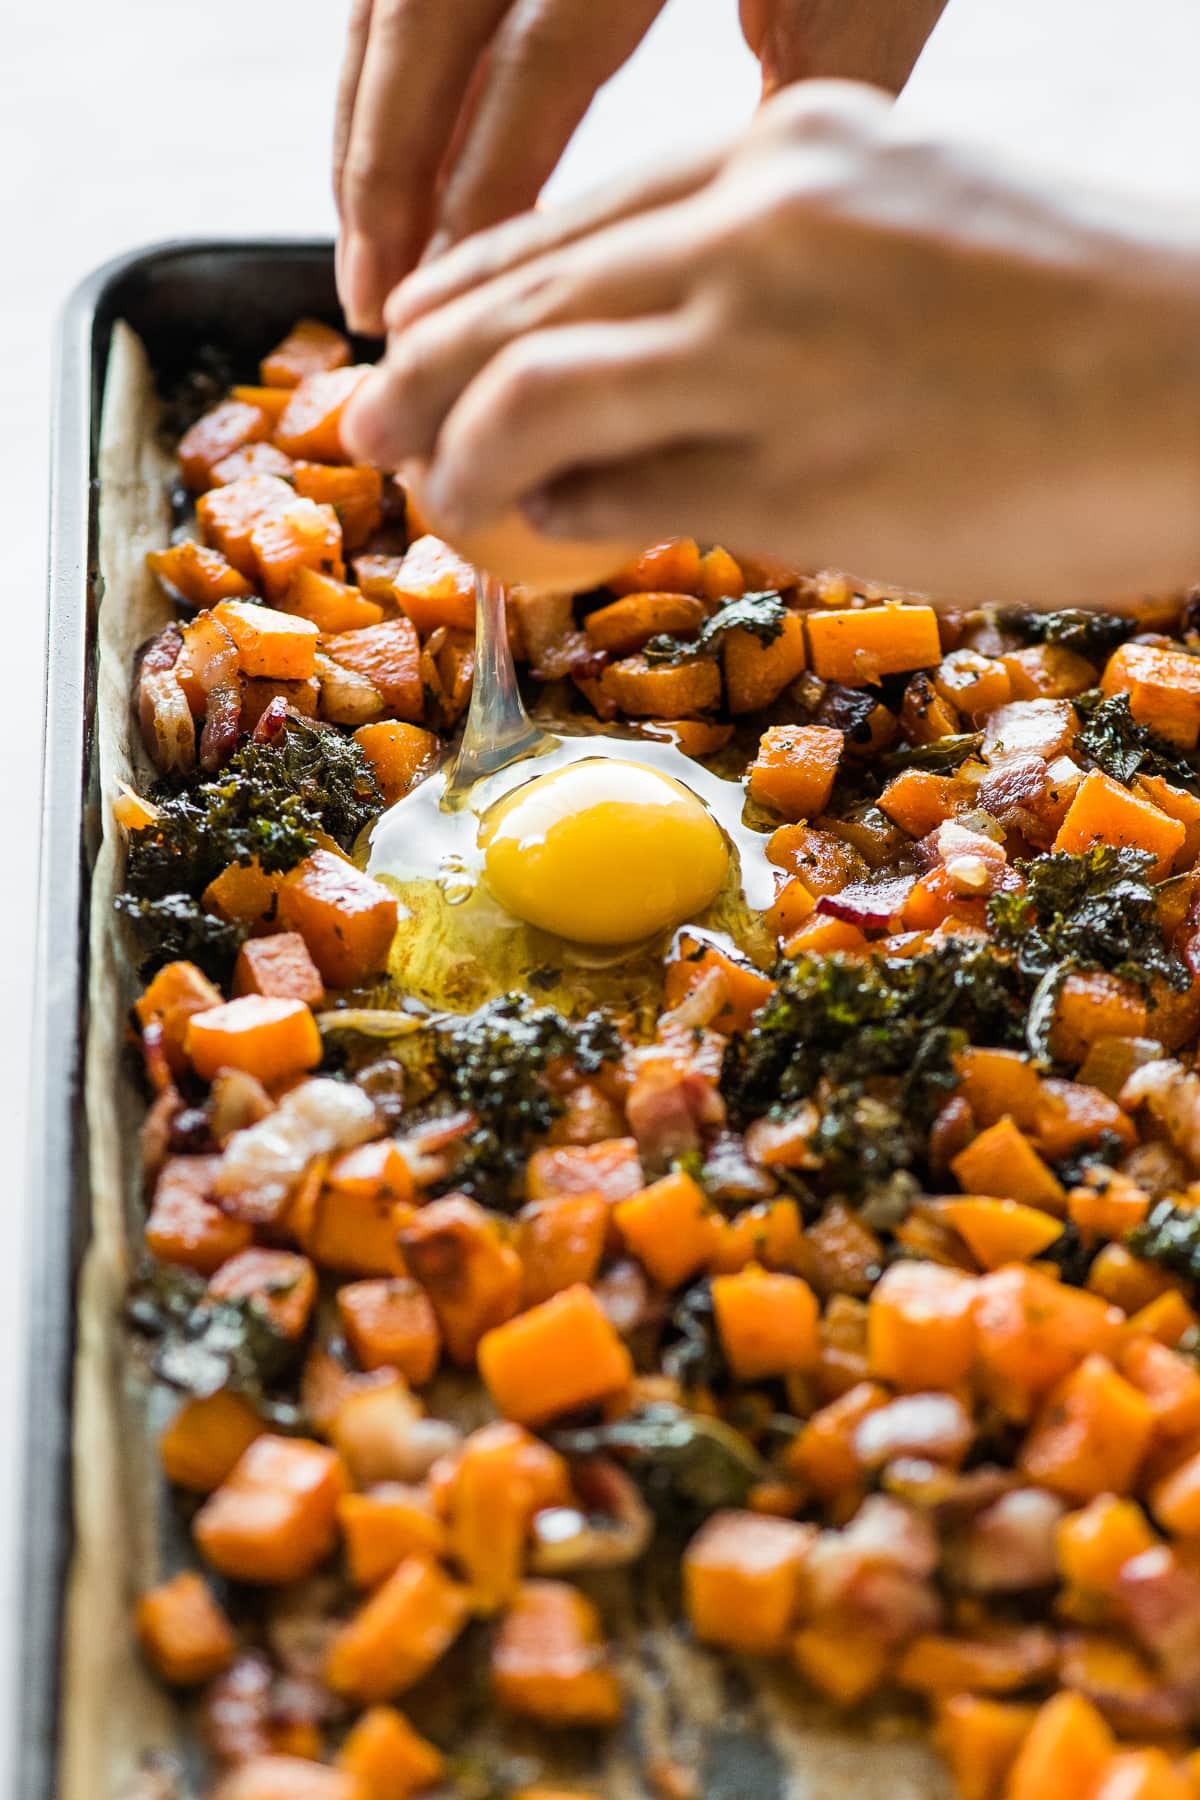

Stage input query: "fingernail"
[{"left": 341, "top": 231, "right": 385, "bottom": 335}]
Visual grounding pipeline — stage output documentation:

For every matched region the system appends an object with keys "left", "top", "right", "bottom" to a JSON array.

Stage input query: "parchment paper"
[{"left": 63, "top": 323, "right": 949, "bottom": 1799}]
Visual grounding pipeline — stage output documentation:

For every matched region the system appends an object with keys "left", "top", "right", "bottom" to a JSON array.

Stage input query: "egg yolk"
[{"left": 480, "top": 759, "right": 729, "bottom": 945}]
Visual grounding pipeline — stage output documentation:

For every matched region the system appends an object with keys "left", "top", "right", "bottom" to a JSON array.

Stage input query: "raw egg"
[
  {"left": 403, "top": 460, "right": 639, "bottom": 598},
  {"left": 479, "top": 758, "right": 730, "bottom": 945}
]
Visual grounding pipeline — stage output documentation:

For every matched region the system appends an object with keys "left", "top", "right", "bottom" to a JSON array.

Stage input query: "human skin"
[
  {"left": 333, "top": 0, "right": 948, "bottom": 331},
  {"left": 342, "top": 81, "right": 1200, "bottom": 608}
]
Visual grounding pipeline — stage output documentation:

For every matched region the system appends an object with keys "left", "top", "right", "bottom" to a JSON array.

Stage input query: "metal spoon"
[{"left": 441, "top": 569, "right": 550, "bottom": 807}]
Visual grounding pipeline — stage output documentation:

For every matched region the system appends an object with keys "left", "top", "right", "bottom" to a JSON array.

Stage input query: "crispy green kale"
[
  {"left": 1127, "top": 1200, "right": 1200, "bottom": 1286},
  {"left": 1075, "top": 691, "right": 1195, "bottom": 789},
  {"left": 435, "top": 993, "right": 622, "bottom": 1204},
  {"left": 989, "top": 845, "right": 1187, "bottom": 995},
  {"left": 642, "top": 590, "right": 787, "bottom": 665},
  {"left": 722, "top": 941, "right": 1023, "bottom": 1206},
  {"left": 662, "top": 1281, "right": 729, "bottom": 1390},
  {"left": 551, "top": 1403, "right": 766, "bottom": 1520},
  {"left": 879, "top": 732, "right": 984, "bottom": 776},
  {"left": 125, "top": 718, "right": 383, "bottom": 903},
  {"left": 1014, "top": 608, "right": 1136, "bottom": 662},
  {"left": 114, "top": 892, "right": 248, "bottom": 981}
]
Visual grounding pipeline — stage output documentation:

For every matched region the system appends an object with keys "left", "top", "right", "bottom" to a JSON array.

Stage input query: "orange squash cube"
[
  {"left": 662, "top": 934, "right": 775, "bottom": 1034},
  {"left": 448, "top": 1422, "right": 572, "bottom": 1613},
  {"left": 1005, "top": 1693, "right": 1114, "bottom": 1800},
  {"left": 1055, "top": 1495, "right": 1158, "bottom": 1595},
  {"left": 281, "top": 565, "right": 384, "bottom": 634},
  {"left": 208, "top": 1247, "right": 317, "bottom": 1340},
  {"left": 261, "top": 318, "right": 352, "bottom": 389},
  {"left": 613, "top": 1169, "right": 716, "bottom": 1289},
  {"left": 303, "top": 1188, "right": 410, "bottom": 1279},
  {"left": 323, "top": 618, "right": 423, "bottom": 722},
  {"left": 291, "top": 462, "right": 384, "bottom": 551},
  {"left": 178, "top": 399, "right": 271, "bottom": 492},
  {"left": 783, "top": 1381, "right": 889, "bottom": 1499},
  {"left": 135, "top": 959, "right": 223, "bottom": 1075},
  {"left": 136, "top": 1571, "right": 237, "bottom": 1685},
  {"left": 712, "top": 1267, "right": 819, "bottom": 1381},
  {"left": 973, "top": 1266, "right": 1125, "bottom": 1401},
  {"left": 1019, "top": 1354, "right": 1154, "bottom": 1501},
  {"left": 337, "top": 1705, "right": 445, "bottom": 1800},
  {"left": 598, "top": 653, "right": 721, "bottom": 718},
  {"left": 400, "top": 1196, "right": 523, "bottom": 1365},
  {"left": 234, "top": 932, "right": 325, "bottom": 1006},
  {"left": 185, "top": 994, "right": 322, "bottom": 1085},
  {"left": 516, "top": 1193, "right": 609, "bottom": 1308},
  {"left": 209, "top": 441, "right": 296, "bottom": 486},
  {"left": 194, "top": 1435, "right": 347, "bottom": 1583},
  {"left": 793, "top": 1622, "right": 891, "bottom": 1706},
  {"left": 160, "top": 1391, "right": 264, "bottom": 1495},
  {"left": 491, "top": 1581, "right": 621, "bottom": 1727},
  {"left": 526, "top": 1137, "right": 643, "bottom": 1203},
  {"left": 352, "top": 721, "right": 439, "bottom": 804},
  {"left": 338, "top": 1486, "right": 448, "bottom": 1589},
  {"left": 747, "top": 724, "right": 843, "bottom": 821},
  {"left": 202, "top": 857, "right": 284, "bottom": 929},
  {"left": 274, "top": 365, "right": 372, "bottom": 462},
  {"left": 932, "top": 649, "right": 1013, "bottom": 715},
  {"left": 1101, "top": 640, "right": 1200, "bottom": 749},
  {"left": 697, "top": 545, "right": 744, "bottom": 601},
  {"left": 584, "top": 592, "right": 705, "bottom": 657},
  {"left": 249, "top": 497, "right": 345, "bottom": 602},
  {"left": 1149, "top": 1444, "right": 1200, "bottom": 1535},
  {"left": 936, "top": 1198, "right": 1063, "bottom": 1271},
  {"left": 723, "top": 609, "right": 808, "bottom": 714},
  {"left": 337, "top": 1279, "right": 441, "bottom": 1385},
  {"left": 146, "top": 1155, "right": 253, "bottom": 1275},
  {"left": 933, "top": 1696, "right": 1036, "bottom": 1800},
  {"left": 878, "top": 768, "right": 973, "bottom": 839},
  {"left": 147, "top": 540, "right": 254, "bottom": 607},
  {"left": 391, "top": 535, "right": 478, "bottom": 635},
  {"left": 684, "top": 1511, "right": 814, "bottom": 1655},
  {"left": 197, "top": 473, "right": 295, "bottom": 576},
  {"left": 608, "top": 538, "right": 701, "bottom": 596},
  {"left": 867, "top": 1260, "right": 976, "bottom": 1391},
  {"left": 951, "top": 1116, "right": 1066, "bottom": 1214},
  {"left": 806, "top": 603, "right": 940, "bottom": 683},
  {"left": 326, "top": 1554, "right": 469, "bottom": 1702},
  {"left": 212, "top": 598, "right": 320, "bottom": 680},
  {"left": 478, "top": 1284, "right": 633, "bottom": 1426},
  {"left": 1054, "top": 769, "right": 1186, "bottom": 879},
  {"left": 277, "top": 849, "right": 398, "bottom": 989}
]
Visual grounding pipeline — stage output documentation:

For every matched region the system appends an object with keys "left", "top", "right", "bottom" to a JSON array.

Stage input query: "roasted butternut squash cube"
[
  {"left": 234, "top": 932, "right": 325, "bottom": 1006},
  {"left": 261, "top": 318, "right": 352, "bottom": 388},
  {"left": 400, "top": 1196, "right": 523, "bottom": 1365},
  {"left": 274, "top": 365, "right": 372, "bottom": 462},
  {"left": 281, "top": 565, "right": 384, "bottom": 633},
  {"left": 146, "top": 1155, "right": 253, "bottom": 1275},
  {"left": 526, "top": 1137, "right": 643, "bottom": 1203},
  {"left": 662, "top": 935, "right": 775, "bottom": 1034},
  {"left": 806, "top": 603, "right": 940, "bottom": 683},
  {"left": 584, "top": 592, "right": 705, "bottom": 657},
  {"left": 352, "top": 720, "right": 439, "bottom": 803},
  {"left": 391, "top": 534, "right": 477, "bottom": 634},
  {"left": 1054, "top": 768, "right": 1185, "bottom": 878},
  {"left": 338, "top": 1486, "right": 448, "bottom": 1589},
  {"left": 1019, "top": 1354, "right": 1154, "bottom": 1500},
  {"left": 291, "top": 462, "right": 384, "bottom": 552},
  {"left": 178, "top": 399, "right": 271, "bottom": 492},
  {"left": 196, "top": 473, "right": 295, "bottom": 577},
  {"left": 249, "top": 498, "right": 345, "bottom": 602},
  {"left": 337, "top": 1705, "right": 445, "bottom": 1800},
  {"left": 135, "top": 959, "right": 223, "bottom": 1074},
  {"left": 748, "top": 724, "right": 843, "bottom": 820},
  {"left": 185, "top": 994, "right": 322, "bottom": 1085},
  {"left": 613, "top": 1169, "right": 716, "bottom": 1289},
  {"left": 202, "top": 857, "right": 284, "bottom": 929},
  {"left": 712, "top": 1266, "right": 819, "bottom": 1381},
  {"left": 448, "top": 1422, "right": 572, "bottom": 1613},
  {"left": 1004, "top": 1692, "right": 1113, "bottom": 1800},
  {"left": 210, "top": 441, "right": 297, "bottom": 486},
  {"left": 684, "top": 1510, "right": 814, "bottom": 1655},
  {"left": 491, "top": 1581, "right": 621, "bottom": 1727},
  {"left": 211, "top": 598, "right": 320, "bottom": 680},
  {"left": 147, "top": 540, "right": 254, "bottom": 607},
  {"left": 277, "top": 849, "right": 398, "bottom": 989},
  {"left": 950, "top": 1116, "right": 1066, "bottom": 1214},
  {"left": 326, "top": 1553, "right": 469, "bottom": 1701},
  {"left": 338, "top": 1278, "right": 441, "bottom": 1384},
  {"left": 135, "top": 1571, "right": 237, "bottom": 1685},
  {"left": 208, "top": 1246, "right": 317, "bottom": 1340},
  {"left": 936, "top": 1198, "right": 1063, "bottom": 1271},
  {"left": 599, "top": 652, "right": 721, "bottom": 719},
  {"left": 324, "top": 618, "right": 424, "bottom": 721},
  {"left": 697, "top": 545, "right": 744, "bottom": 601},
  {"left": 933, "top": 1696, "right": 1036, "bottom": 1800},
  {"left": 194, "top": 1435, "right": 347, "bottom": 1583},
  {"left": 867, "top": 1260, "right": 977, "bottom": 1391},
  {"left": 607, "top": 538, "right": 701, "bottom": 596},
  {"left": 1055, "top": 1495, "right": 1157, "bottom": 1595},
  {"left": 1101, "top": 640, "right": 1200, "bottom": 749},
  {"left": 973, "top": 1266, "right": 1124, "bottom": 1400},
  {"left": 793, "top": 1622, "right": 892, "bottom": 1706},
  {"left": 478, "top": 1284, "right": 633, "bottom": 1426},
  {"left": 724, "top": 609, "right": 808, "bottom": 714},
  {"left": 516, "top": 1193, "right": 610, "bottom": 1309},
  {"left": 160, "top": 1391, "right": 264, "bottom": 1494}
]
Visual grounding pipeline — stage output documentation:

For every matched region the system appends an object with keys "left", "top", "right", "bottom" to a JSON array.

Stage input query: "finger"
[
  {"left": 333, "top": 0, "right": 374, "bottom": 216},
  {"left": 346, "top": 197, "right": 706, "bottom": 466},
  {"left": 425, "top": 315, "right": 747, "bottom": 529},
  {"left": 427, "top": 0, "right": 667, "bottom": 258},
  {"left": 384, "top": 142, "right": 722, "bottom": 335},
  {"left": 339, "top": 0, "right": 512, "bottom": 332},
  {"left": 524, "top": 440, "right": 767, "bottom": 549}
]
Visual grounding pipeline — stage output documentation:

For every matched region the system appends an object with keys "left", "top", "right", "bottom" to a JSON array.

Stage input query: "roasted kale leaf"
[
  {"left": 435, "top": 993, "right": 622, "bottom": 1204},
  {"left": 551, "top": 1402, "right": 766, "bottom": 1519},
  {"left": 1014, "top": 608, "right": 1136, "bottom": 662},
  {"left": 643, "top": 590, "right": 787, "bottom": 665},
  {"left": 114, "top": 891, "right": 248, "bottom": 981},
  {"left": 1127, "top": 1200, "right": 1200, "bottom": 1286},
  {"left": 128, "top": 1263, "right": 301, "bottom": 1425},
  {"left": 1075, "top": 691, "right": 1194, "bottom": 789}
]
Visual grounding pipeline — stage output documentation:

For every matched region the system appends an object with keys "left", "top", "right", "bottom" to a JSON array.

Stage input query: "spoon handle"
[{"left": 443, "top": 571, "right": 547, "bottom": 805}]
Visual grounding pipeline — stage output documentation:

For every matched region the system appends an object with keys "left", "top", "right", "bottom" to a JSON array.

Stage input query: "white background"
[{"left": 4, "top": 0, "right": 1200, "bottom": 1769}]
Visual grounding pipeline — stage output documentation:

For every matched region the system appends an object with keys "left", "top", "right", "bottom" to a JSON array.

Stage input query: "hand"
[
  {"left": 333, "top": 0, "right": 949, "bottom": 334},
  {"left": 343, "top": 82, "right": 1200, "bottom": 607}
]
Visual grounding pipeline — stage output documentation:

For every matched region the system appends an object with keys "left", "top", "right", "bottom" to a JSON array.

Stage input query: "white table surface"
[{"left": 4, "top": 0, "right": 1200, "bottom": 1776}]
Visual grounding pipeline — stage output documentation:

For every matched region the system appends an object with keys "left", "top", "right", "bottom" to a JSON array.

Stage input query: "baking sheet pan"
[{"left": 22, "top": 240, "right": 948, "bottom": 1800}]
